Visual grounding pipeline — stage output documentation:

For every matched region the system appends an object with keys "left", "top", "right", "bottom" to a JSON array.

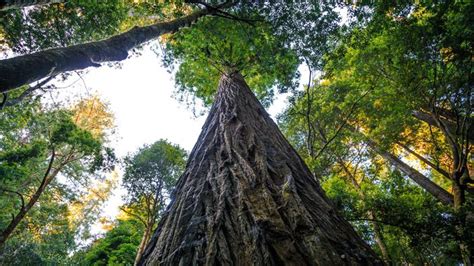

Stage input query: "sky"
[
  {"left": 51, "top": 41, "right": 295, "bottom": 233},
  {"left": 59, "top": 43, "right": 289, "bottom": 156}
]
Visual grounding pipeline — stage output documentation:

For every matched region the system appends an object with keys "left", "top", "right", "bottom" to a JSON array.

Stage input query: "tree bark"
[
  {"left": 0, "top": 2, "right": 233, "bottom": 93},
  {"left": 363, "top": 137, "right": 454, "bottom": 206},
  {"left": 0, "top": 0, "right": 63, "bottom": 10},
  {"left": 139, "top": 72, "right": 381, "bottom": 265}
]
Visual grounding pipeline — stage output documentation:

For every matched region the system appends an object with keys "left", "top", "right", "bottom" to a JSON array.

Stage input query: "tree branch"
[
  {"left": 313, "top": 88, "right": 371, "bottom": 159},
  {"left": 187, "top": 1, "right": 260, "bottom": 25},
  {"left": 0, "top": 188, "right": 25, "bottom": 211},
  {"left": 1, "top": 75, "right": 56, "bottom": 110},
  {"left": 119, "top": 206, "right": 147, "bottom": 226},
  {"left": 396, "top": 142, "right": 451, "bottom": 180}
]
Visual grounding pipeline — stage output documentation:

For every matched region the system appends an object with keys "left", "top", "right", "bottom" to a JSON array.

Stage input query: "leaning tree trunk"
[
  {"left": 0, "top": 2, "right": 233, "bottom": 93},
  {"left": 0, "top": 0, "right": 63, "bottom": 10},
  {"left": 139, "top": 72, "right": 381, "bottom": 265}
]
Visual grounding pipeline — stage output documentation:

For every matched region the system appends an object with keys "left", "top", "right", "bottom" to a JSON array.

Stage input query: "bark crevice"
[{"left": 140, "top": 72, "right": 381, "bottom": 265}]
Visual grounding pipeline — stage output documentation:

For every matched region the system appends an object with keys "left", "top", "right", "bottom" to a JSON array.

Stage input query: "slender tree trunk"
[
  {"left": 135, "top": 223, "right": 154, "bottom": 266},
  {"left": 0, "top": 152, "right": 58, "bottom": 247},
  {"left": 337, "top": 159, "right": 391, "bottom": 265},
  {"left": 0, "top": 2, "right": 233, "bottom": 93},
  {"left": 452, "top": 181, "right": 466, "bottom": 209},
  {"left": 452, "top": 176, "right": 473, "bottom": 265},
  {"left": 362, "top": 137, "right": 454, "bottom": 206},
  {"left": 367, "top": 211, "right": 391, "bottom": 266},
  {"left": 0, "top": 0, "right": 63, "bottom": 10},
  {"left": 139, "top": 72, "right": 381, "bottom": 265},
  {"left": 396, "top": 142, "right": 451, "bottom": 179}
]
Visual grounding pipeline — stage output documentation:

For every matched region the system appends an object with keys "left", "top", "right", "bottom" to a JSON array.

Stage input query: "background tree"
[
  {"left": 0, "top": 95, "right": 116, "bottom": 262},
  {"left": 279, "top": 1, "right": 473, "bottom": 263},
  {"left": 73, "top": 218, "right": 145, "bottom": 266},
  {"left": 122, "top": 139, "right": 186, "bottom": 265}
]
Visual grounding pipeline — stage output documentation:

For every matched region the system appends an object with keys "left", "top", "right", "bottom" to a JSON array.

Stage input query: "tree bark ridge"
[{"left": 140, "top": 72, "right": 380, "bottom": 265}]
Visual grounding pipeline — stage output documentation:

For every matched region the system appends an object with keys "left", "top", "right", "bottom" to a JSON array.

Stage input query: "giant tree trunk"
[
  {"left": 0, "top": 2, "right": 233, "bottom": 93},
  {"left": 0, "top": 0, "right": 63, "bottom": 10},
  {"left": 139, "top": 72, "right": 380, "bottom": 265}
]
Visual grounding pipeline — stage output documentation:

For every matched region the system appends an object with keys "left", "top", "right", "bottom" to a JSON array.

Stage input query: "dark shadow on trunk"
[{"left": 139, "top": 72, "right": 381, "bottom": 265}]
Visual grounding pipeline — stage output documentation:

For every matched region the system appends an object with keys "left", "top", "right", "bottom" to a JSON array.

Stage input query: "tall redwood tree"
[{"left": 140, "top": 72, "right": 380, "bottom": 265}]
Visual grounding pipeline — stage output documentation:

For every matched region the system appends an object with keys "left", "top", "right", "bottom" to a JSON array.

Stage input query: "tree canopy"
[{"left": 0, "top": 0, "right": 472, "bottom": 264}]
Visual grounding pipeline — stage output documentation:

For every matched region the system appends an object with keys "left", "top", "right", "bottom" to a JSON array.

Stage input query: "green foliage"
[
  {"left": 240, "top": 1, "right": 341, "bottom": 69},
  {"left": 324, "top": 1, "right": 472, "bottom": 143},
  {"left": 123, "top": 139, "right": 186, "bottom": 205},
  {"left": 322, "top": 169, "right": 465, "bottom": 264},
  {"left": 0, "top": 0, "right": 130, "bottom": 54},
  {"left": 279, "top": 1, "right": 473, "bottom": 263},
  {"left": 162, "top": 16, "right": 299, "bottom": 107},
  {"left": 0, "top": 197, "right": 76, "bottom": 265},
  {"left": 0, "top": 98, "right": 115, "bottom": 264},
  {"left": 75, "top": 219, "right": 144, "bottom": 266},
  {"left": 121, "top": 139, "right": 186, "bottom": 233}
]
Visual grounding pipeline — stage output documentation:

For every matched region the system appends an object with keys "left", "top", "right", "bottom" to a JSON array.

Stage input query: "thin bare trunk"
[
  {"left": 367, "top": 211, "right": 391, "bottom": 266},
  {"left": 396, "top": 142, "right": 451, "bottom": 179},
  {"left": 452, "top": 180, "right": 473, "bottom": 265},
  {"left": 362, "top": 137, "right": 454, "bottom": 206},
  {"left": 134, "top": 224, "right": 154, "bottom": 266},
  {"left": 337, "top": 159, "right": 391, "bottom": 265},
  {"left": 139, "top": 72, "right": 381, "bottom": 265}
]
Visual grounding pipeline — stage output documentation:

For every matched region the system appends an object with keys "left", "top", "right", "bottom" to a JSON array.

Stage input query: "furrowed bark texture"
[
  {"left": 140, "top": 72, "right": 381, "bottom": 265},
  {"left": 0, "top": 4, "right": 229, "bottom": 92},
  {"left": 0, "top": 0, "right": 63, "bottom": 10}
]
